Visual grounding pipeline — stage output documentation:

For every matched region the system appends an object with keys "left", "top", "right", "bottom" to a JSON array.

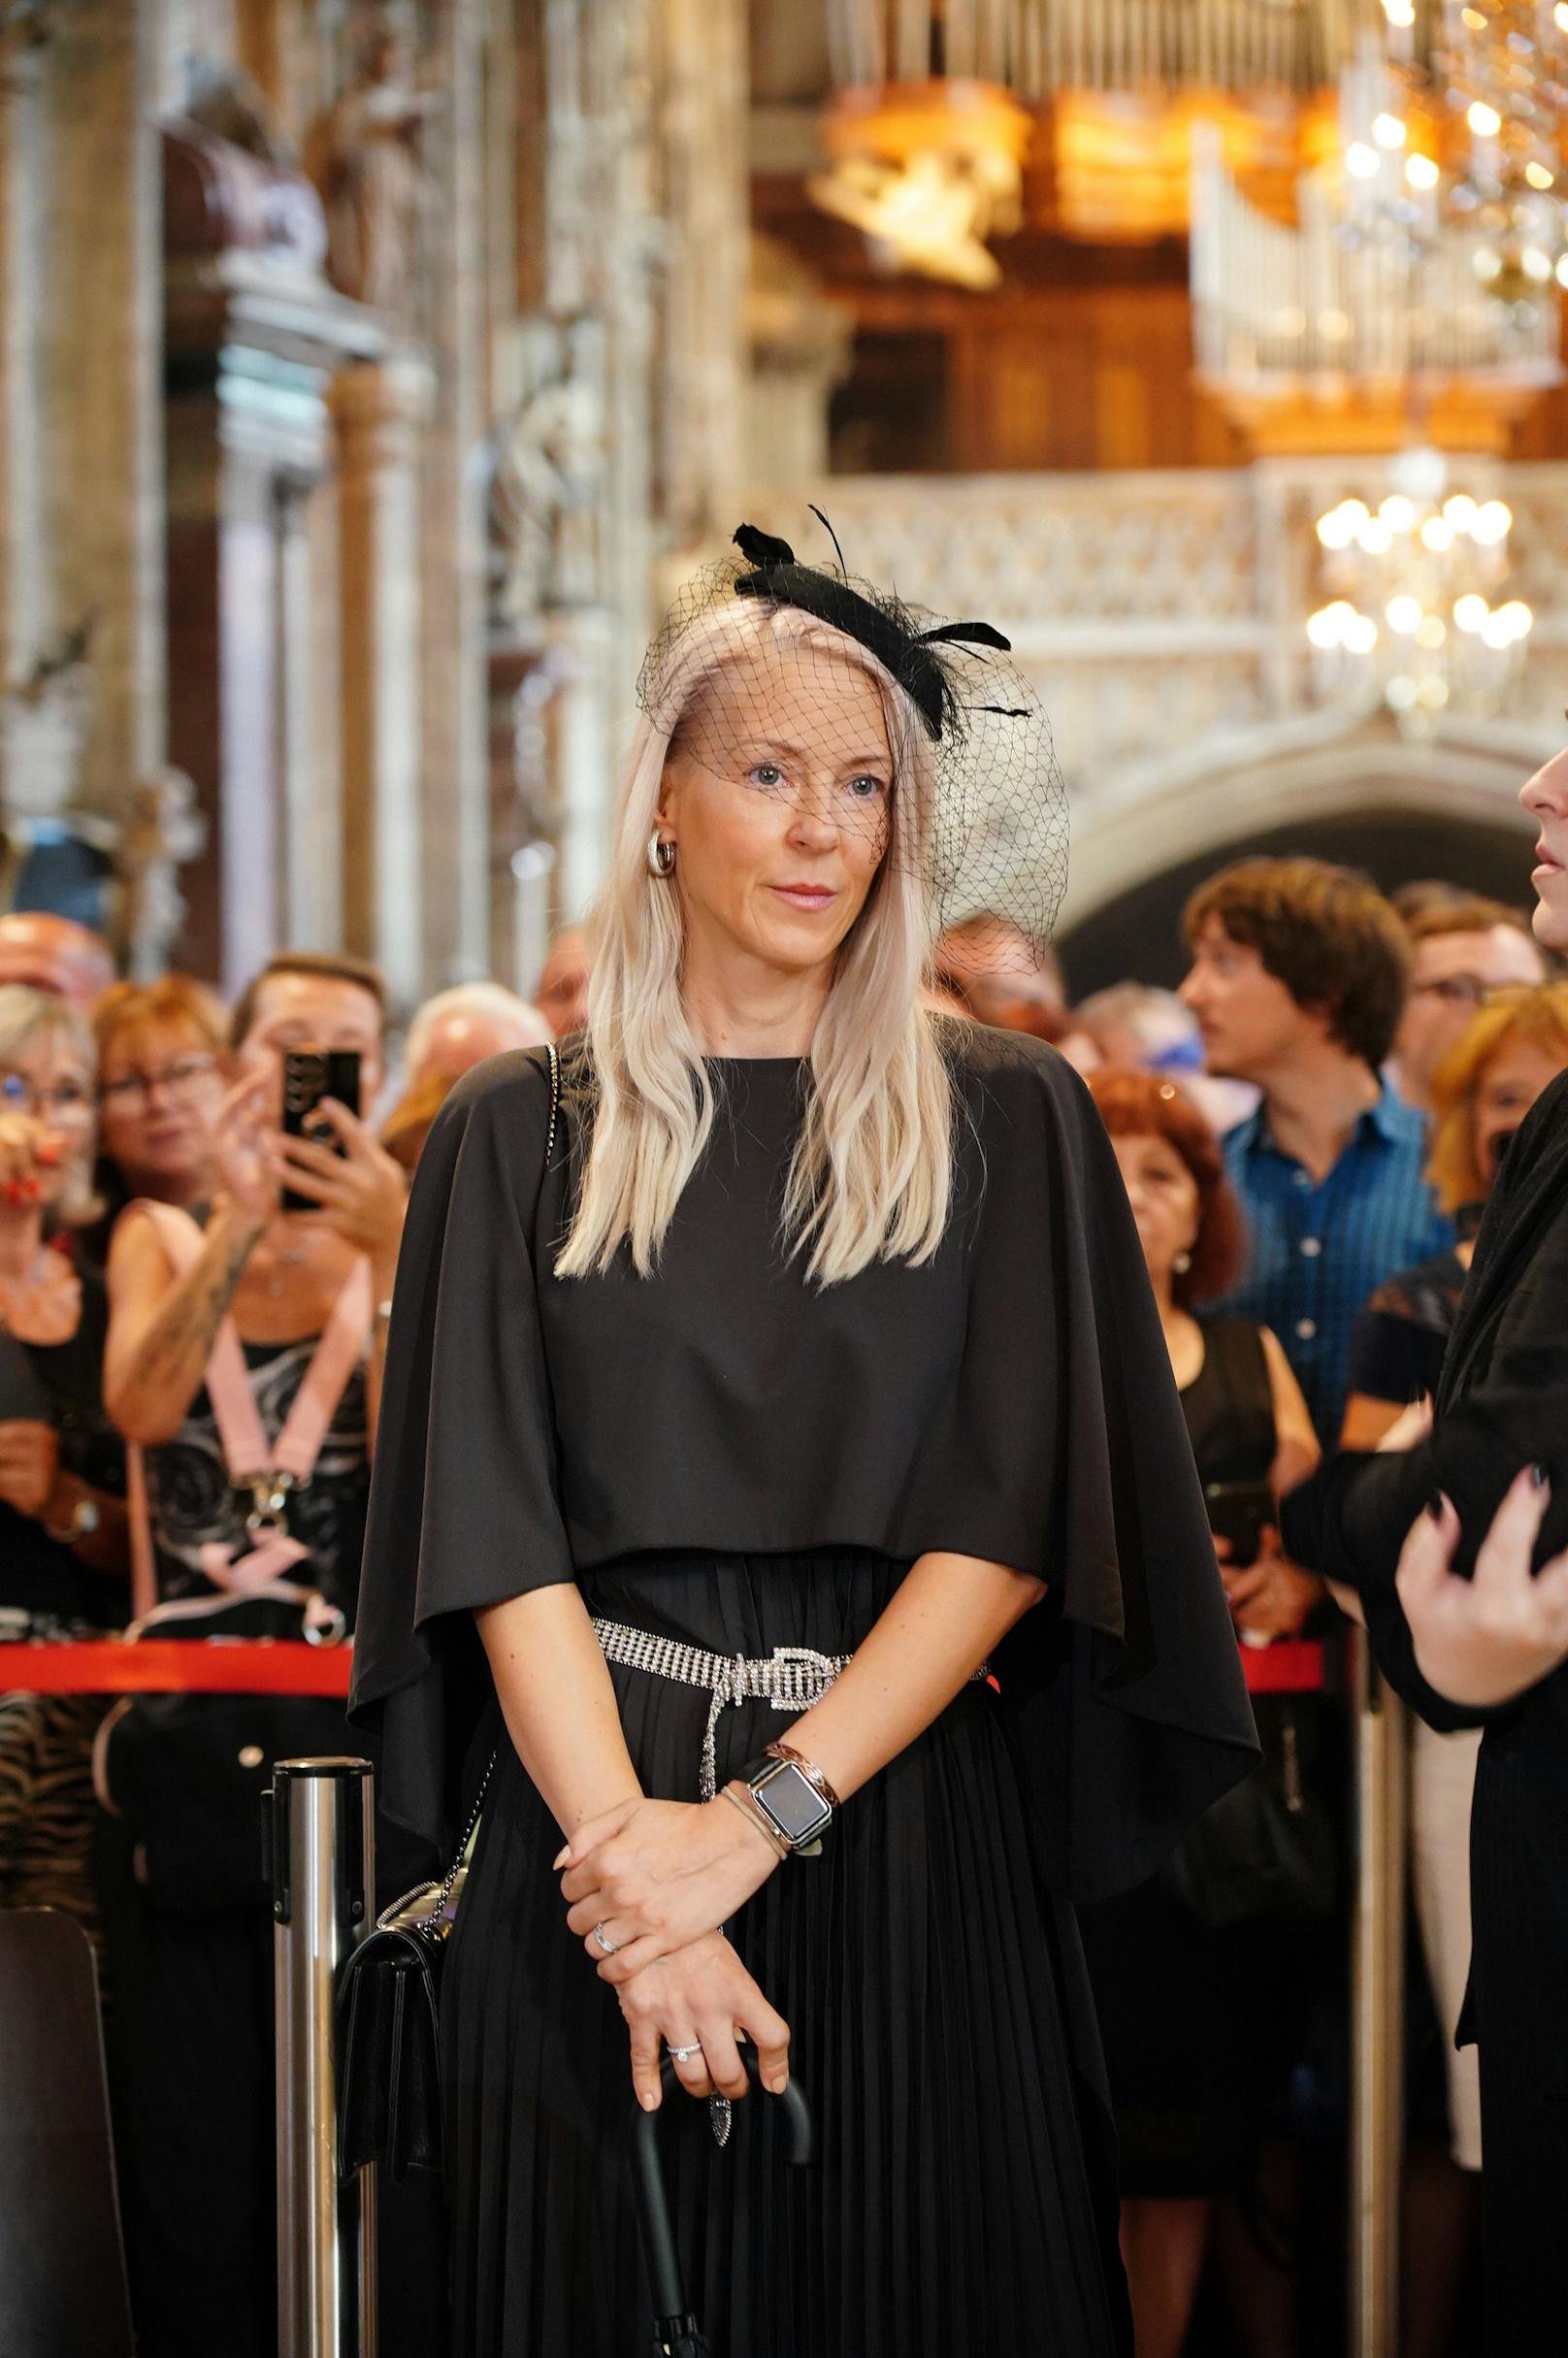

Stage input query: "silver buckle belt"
[
  {"left": 591, "top": 1620, "right": 851, "bottom": 1801},
  {"left": 590, "top": 1616, "right": 989, "bottom": 1804}
]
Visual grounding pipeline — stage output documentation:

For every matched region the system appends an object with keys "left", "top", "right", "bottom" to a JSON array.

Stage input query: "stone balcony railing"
[{"left": 743, "top": 463, "right": 1568, "bottom": 925}]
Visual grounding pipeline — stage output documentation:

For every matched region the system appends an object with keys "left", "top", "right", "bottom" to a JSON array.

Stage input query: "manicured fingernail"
[
  {"left": 766, "top": 2071, "right": 788, "bottom": 2093},
  {"left": 552, "top": 1847, "right": 568, "bottom": 1869},
  {"left": 1532, "top": 1462, "right": 1550, "bottom": 1490},
  {"left": 1426, "top": 1491, "right": 1444, "bottom": 1521},
  {"left": 640, "top": 2090, "right": 658, "bottom": 2111}
]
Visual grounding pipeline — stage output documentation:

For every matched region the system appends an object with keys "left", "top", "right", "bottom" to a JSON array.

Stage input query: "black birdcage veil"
[{"left": 637, "top": 515, "right": 1069, "bottom": 959}]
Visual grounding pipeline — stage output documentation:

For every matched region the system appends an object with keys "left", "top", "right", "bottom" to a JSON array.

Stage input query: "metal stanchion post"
[
  {"left": 1350, "top": 1630, "right": 1406, "bottom": 2358},
  {"left": 269, "top": 1757, "right": 376, "bottom": 2358}
]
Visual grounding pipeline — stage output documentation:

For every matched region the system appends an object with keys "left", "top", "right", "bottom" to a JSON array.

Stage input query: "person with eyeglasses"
[
  {"left": 1388, "top": 894, "right": 1545, "bottom": 1117},
  {"left": 0, "top": 984, "right": 128, "bottom": 1944},
  {"left": 89, "top": 978, "right": 230, "bottom": 1250}
]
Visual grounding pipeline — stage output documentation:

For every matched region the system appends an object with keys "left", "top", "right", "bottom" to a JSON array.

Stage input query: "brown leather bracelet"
[{"left": 764, "top": 1740, "right": 842, "bottom": 1814}]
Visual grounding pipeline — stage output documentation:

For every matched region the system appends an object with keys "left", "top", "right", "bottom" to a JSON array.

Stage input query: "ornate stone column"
[
  {"left": 162, "top": 115, "right": 381, "bottom": 988},
  {"left": 653, "top": 0, "right": 750, "bottom": 558},
  {"left": 418, "top": 0, "right": 490, "bottom": 985},
  {"left": 331, "top": 351, "right": 435, "bottom": 1004},
  {"left": 40, "top": 0, "right": 167, "bottom": 813},
  {"left": 0, "top": 28, "right": 49, "bottom": 702},
  {"left": 745, "top": 234, "right": 854, "bottom": 493}
]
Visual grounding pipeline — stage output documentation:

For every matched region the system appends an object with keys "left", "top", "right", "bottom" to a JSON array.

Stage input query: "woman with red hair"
[{"left": 1079, "top": 1070, "right": 1321, "bottom": 2358}]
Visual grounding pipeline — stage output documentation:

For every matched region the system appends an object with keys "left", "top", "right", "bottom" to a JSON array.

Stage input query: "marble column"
[
  {"left": 41, "top": 0, "right": 167, "bottom": 812},
  {"left": 419, "top": 0, "right": 490, "bottom": 987},
  {"left": 654, "top": 0, "right": 750, "bottom": 558},
  {"left": 162, "top": 119, "right": 380, "bottom": 988},
  {"left": 536, "top": 0, "right": 661, "bottom": 917},
  {"left": 332, "top": 352, "right": 435, "bottom": 1006},
  {"left": 0, "top": 35, "right": 46, "bottom": 687}
]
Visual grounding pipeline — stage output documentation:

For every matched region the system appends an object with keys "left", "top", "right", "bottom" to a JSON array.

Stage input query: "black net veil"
[{"left": 636, "top": 515, "right": 1069, "bottom": 962}]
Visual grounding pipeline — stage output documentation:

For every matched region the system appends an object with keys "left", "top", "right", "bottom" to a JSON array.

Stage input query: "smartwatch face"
[{"left": 757, "top": 1760, "right": 832, "bottom": 1847}]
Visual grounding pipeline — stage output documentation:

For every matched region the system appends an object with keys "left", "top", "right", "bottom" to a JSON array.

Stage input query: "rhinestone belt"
[
  {"left": 591, "top": 1616, "right": 989, "bottom": 2150},
  {"left": 590, "top": 1620, "right": 852, "bottom": 1803},
  {"left": 590, "top": 1617, "right": 990, "bottom": 1805}
]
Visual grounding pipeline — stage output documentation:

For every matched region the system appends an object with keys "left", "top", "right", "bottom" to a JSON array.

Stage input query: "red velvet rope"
[
  {"left": 1238, "top": 1638, "right": 1324, "bottom": 1694},
  {"left": 0, "top": 1641, "right": 354, "bottom": 1696},
  {"left": 1, "top": 1635, "right": 1320, "bottom": 1700}
]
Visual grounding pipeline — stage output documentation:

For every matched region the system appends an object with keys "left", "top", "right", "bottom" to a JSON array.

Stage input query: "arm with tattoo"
[{"left": 103, "top": 1197, "right": 266, "bottom": 1446}]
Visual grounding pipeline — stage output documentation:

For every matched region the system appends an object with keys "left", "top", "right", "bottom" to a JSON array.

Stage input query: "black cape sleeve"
[
  {"left": 1280, "top": 1069, "right": 1568, "bottom": 1732},
  {"left": 947, "top": 1036, "right": 1260, "bottom": 1900},
  {"left": 349, "top": 1049, "right": 574, "bottom": 1850}
]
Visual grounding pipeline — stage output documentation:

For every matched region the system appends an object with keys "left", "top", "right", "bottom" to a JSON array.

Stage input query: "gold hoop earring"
[{"left": 647, "top": 831, "right": 676, "bottom": 878}]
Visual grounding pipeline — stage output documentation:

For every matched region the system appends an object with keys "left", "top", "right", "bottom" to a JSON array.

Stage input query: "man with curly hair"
[{"left": 1180, "top": 856, "right": 1452, "bottom": 1449}]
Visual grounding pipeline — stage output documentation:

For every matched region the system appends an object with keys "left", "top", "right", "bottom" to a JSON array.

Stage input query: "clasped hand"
[
  {"left": 558, "top": 1796, "right": 790, "bottom": 2112},
  {"left": 557, "top": 1793, "right": 780, "bottom": 1982}
]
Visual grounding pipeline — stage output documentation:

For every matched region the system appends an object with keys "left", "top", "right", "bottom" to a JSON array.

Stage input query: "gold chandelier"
[
  {"left": 1307, "top": 447, "right": 1532, "bottom": 735},
  {"left": 1376, "top": 0, "right": 1568, "bottom": 309},
  {"left": 809, "top": 79, "right": 1029, "bottom": 291}
]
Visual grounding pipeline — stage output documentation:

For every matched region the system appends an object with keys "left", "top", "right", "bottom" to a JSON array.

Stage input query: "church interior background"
[
  {"left": 2, "top": 0, "right": 1565, "bottom": 1018},
  {"left": 3, "top": 10, "right": 1566, "bottom": 2356}
]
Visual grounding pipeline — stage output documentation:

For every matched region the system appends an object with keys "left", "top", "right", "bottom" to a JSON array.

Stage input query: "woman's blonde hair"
[
  {"left": 0, "top": 983, "right": 101, "bottom": 1226},
  {"left": 556, "top": 598, "right": 956, "bottom": 1288},
  {"left": 1427, "top": 980, "right": 1568, "bottom": 1213}
]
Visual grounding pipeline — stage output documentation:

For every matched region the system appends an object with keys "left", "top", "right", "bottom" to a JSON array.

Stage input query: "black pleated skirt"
[{"left": 442, "top": 1549, "right": 1130, "bottom": 2358}]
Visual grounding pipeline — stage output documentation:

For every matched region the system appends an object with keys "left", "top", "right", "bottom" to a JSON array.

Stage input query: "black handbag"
[
  {"left": 335, "top": 1754, "right": 493, "bottom": 2180},
  {"left": 336, "top": 1040, "right": 559, "bottom": 2181},
  {"left": 1166, "top": 1691, "right": 1340, "bottom": 1929}
]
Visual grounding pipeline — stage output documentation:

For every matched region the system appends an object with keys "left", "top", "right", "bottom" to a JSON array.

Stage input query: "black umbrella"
[{"left": 629, "top": 2053, "right": 814, "bottom": 2358}]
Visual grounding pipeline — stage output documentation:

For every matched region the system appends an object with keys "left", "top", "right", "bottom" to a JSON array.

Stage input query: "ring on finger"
[
  {"left": 592, "top": 1920, "right": 622, "bottom": 1956},
  {"left": 667, "top": 2039, "right": 703, "bottom": 2063}
]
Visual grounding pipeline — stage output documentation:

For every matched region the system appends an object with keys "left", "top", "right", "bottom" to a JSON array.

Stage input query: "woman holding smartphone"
[
  {"left": 96, "top": 952, "right": 412, "bottom": 2358},
  {"left": 1078, "top": 1069, "right": 1320, "bottom": 2358}
]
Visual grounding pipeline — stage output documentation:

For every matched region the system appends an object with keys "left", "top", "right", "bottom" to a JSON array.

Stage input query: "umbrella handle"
[{"left": 629, "top": 2050, "right": 814, "bottom": 2337}]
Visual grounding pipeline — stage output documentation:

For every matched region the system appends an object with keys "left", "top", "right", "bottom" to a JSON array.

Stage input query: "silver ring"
[
  {"left": 667, "top": 2040, "right": 703, "bottom": 2062},
  {"left": 592, "top": 1921, "right": 622, "bottom": 1955}
]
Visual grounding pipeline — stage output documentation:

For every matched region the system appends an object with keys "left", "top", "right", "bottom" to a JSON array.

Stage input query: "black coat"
[{"left": 1283, "top": 1067, "right": 1568, "bottom": 2355}]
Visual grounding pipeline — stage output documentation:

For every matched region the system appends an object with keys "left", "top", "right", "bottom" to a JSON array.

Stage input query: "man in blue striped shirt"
[{"left": 1181, "top": 858, "right": 1454, "bottom": 1451}]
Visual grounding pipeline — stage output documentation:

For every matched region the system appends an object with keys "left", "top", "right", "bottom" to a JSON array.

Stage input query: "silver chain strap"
[{"left": 413, "top": 1038, "right": 561, "bottom": 1936}]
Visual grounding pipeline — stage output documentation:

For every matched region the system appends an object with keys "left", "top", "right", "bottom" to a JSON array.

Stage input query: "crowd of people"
[{"left": 0, "top": 817, "right": 1563, "bottom": 2352}]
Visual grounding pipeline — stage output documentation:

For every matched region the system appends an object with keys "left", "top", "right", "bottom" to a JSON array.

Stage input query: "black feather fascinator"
[{"left": 637, "top": 511, "right": 1068, "bottom": 954}]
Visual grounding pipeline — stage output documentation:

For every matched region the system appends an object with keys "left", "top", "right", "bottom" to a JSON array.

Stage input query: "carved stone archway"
[{"left": 1059, "top": 705, "right": 1556, "bottom": 994}]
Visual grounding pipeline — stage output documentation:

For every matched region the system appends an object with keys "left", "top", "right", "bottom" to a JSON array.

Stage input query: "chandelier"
[
  {"left": 1441, "top": 0, "right": 1568, "bottom": 305},
  {"left": 1375, "top": 0, "right": 1568, "bottom": 313},
  {"left": 1306, "top": 447, "right": 1532, "bottom": 735},
  {"left": 809, "top": 81, "right": 1030, "bottom": 291}
]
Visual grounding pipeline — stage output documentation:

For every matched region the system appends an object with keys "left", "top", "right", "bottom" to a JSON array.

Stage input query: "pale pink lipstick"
[
  {"left": 1534, "top": 839, "right": 1564, "bottom": 883},
  {"left": 770, "top": 884, "right": 836, "bottom": 912}
]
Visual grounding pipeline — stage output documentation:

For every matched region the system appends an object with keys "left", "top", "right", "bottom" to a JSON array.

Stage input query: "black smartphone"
[
  {"left": 1202, "top": 1478, "right": 1276, "bottom": 1570},
  {"left": 281, "top": 1046, "right": 361, "bottom": 1214}
]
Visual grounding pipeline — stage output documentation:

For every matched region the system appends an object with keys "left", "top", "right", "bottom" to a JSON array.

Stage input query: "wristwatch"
[{"left": 733, "top": 1752, "right": 835, "bottom": 1857}]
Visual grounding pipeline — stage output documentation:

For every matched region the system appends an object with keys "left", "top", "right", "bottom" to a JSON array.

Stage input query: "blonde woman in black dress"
[{"left": 352, "top": 524, "right": 1257, "bottom": 2358}]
